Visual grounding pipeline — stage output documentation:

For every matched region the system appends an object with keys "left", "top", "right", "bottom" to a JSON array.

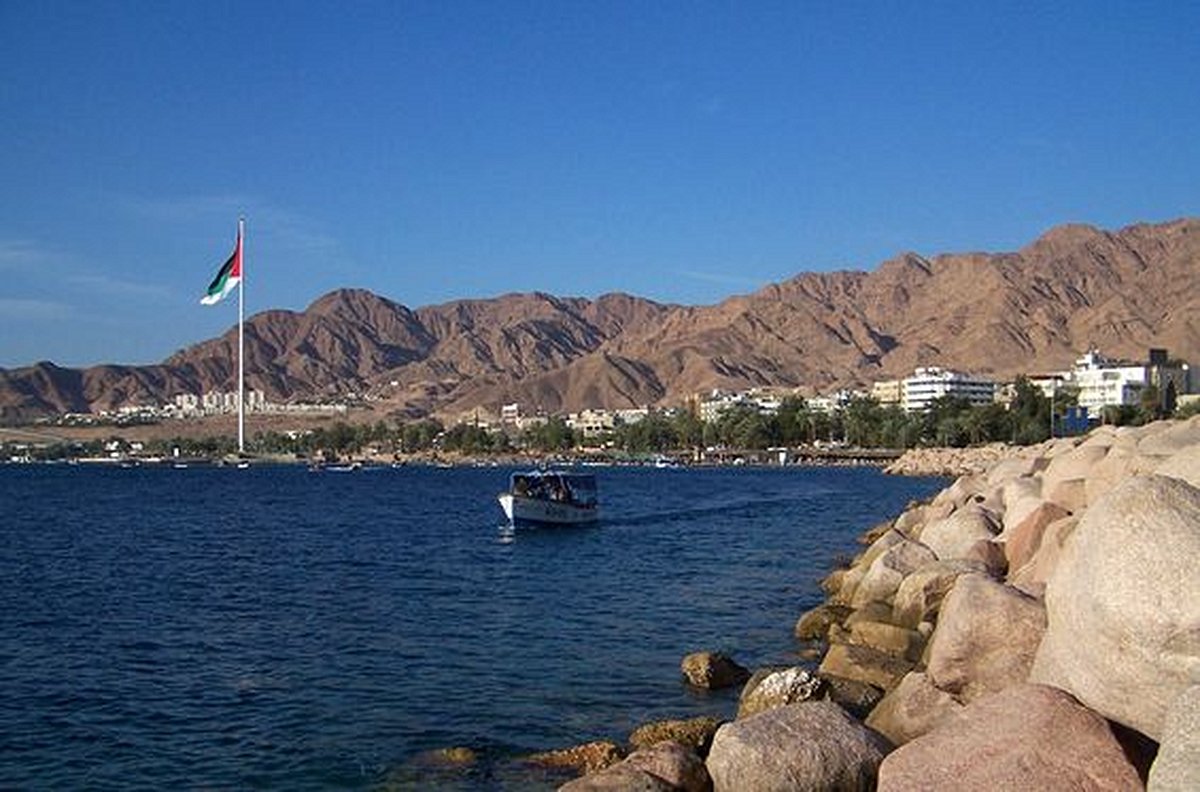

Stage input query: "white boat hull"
[{"left": 498, "top": 493, "right": 599, "bottom": 526}]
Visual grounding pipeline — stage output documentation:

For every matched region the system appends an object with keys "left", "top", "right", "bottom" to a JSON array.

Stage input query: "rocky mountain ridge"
[{"left": 2, "top": 217, "right": 1197, "bottom": 422}]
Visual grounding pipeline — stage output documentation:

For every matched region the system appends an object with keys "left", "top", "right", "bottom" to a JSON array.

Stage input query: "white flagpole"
[{"left": 238, "top": 216, "right": 245, "bottom": 455}]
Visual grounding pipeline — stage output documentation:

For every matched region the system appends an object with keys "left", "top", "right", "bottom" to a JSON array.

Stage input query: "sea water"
[{"left": 0, "top": 463, "right": 943, "bottom": 789}]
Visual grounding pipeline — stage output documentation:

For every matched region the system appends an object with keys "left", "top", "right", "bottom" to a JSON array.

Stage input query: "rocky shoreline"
[{"left": 518, "top": 416, "right": 1199, "bottom": 790}]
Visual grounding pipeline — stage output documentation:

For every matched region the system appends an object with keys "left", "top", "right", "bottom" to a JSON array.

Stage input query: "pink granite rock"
[
  {"left": 925, "top": 574, "right": 1046, "bottom": 703},
  {"left": 877, "top": 684, "right": 1142, "bottom": 791}
]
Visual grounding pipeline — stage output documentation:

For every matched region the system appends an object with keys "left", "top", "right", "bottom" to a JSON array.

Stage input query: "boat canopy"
[{"left": 509, "top": 471, "right": 598, "bottom": 507}]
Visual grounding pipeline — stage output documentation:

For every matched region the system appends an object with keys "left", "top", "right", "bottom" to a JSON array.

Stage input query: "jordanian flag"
[{"left": 200, "top": 229, "right": 243, "bottom": 305}]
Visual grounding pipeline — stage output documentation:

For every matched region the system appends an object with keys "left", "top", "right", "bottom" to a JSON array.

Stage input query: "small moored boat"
[{"left": 498, "top": 470, "right": 599, "bottom": 526}]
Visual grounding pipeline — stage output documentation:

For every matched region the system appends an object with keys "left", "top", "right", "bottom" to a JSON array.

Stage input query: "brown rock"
[
  {"left": 925, "top": 575, "right": 1046, "bottom": 703},
  {"left": 528, "top": 741, "right": 624, "bottom": 774},
  {"left": 681, "top": 652, "right": 750, "bottom": 690},
  {"left": 846, "top": 620, "right": 926, "bottom": 663},
  {"left": 628, "top": 716, "right": 722, "bottom": 756},
  {"left": 962, "top": 538, "right": 1007, "bottom": 577},
  {"left": 1006, "top": 513, "right": 1078, "bottom": 598},
  {"left": 864, "top": 671, "right": 964, "bottom": 746},
  {"left": 819, "top": 642, "right": 914, "bottom": 692},
  {"left": 844, "top": 600, "right": 896, "bottom": 626},
  {"left": 793, "top": 602, "right": 852, "bottom": 641},
  {"left": 877, "top": 684, "right": 1142, "bottom": 791},
  {"left": 819, "top": 673, "right": 886, "bottom": 720},
  {"left": 706, "top": 701, "right": 891, "bottom": 792}
]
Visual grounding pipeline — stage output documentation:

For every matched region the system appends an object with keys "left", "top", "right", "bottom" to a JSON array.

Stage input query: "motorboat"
[{"left": 498, "top": 470, "right": 599, "bottom": 526}]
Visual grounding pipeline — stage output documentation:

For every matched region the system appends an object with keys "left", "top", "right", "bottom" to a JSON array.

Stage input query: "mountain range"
[{"left": 2, "top": 218, "right": 1197, "bottom": 424}]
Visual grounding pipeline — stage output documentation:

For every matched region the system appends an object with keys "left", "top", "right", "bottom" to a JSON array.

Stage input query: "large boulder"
[
  {"left": 1041, "top": 443, "right": 1110, "bottom": 493},
  {"left": 891, "top": 559, "right": 985, "bottom": 629},
  {"left": 1155, "top": 444, "right": 1200, "bottom": 489},
  {"left": 1006, "top": 513, "right": 1079, "bottom": 598},
  {"left": 819, "top": 642, "right": 914, "bottom": 692},
  {"left": 925, "top": 574, "right": 1046, "bottom": 703},
  {"left": 998, "top": 476, "right": 1044, "bottom": 535},
  {"left": 1043, "top": 476, "right": 1089, "bottom": 513},
  {"left": 1084, "top": 443, "right": 1142, "bottom": 507},
  {"left": 1137, "top": 416, "right": 1200, "bottom": 458},
  {"left": 930, "top": 474, "right": 989, "bottom": 511},
  {"left": 738, "top": 666, "right": 823, "bottom": 719},
  {"left": 1030, "top": 475, "right": 1200, "bottom": 740},
  {"left": 917, "top": 506, "right": 999, "bottom": 562},
  {"left": 621, "top": 741, "right": 711, "bottom": 792},
  {"left": 628, "top": 716, "right": 722, "bottom": 755},
  {"left": 1148, "top": 685, "right": 1200, "bottom": 792},
  {"left": 876, "top": 684, "right": 1142, "bottom": 791},
  {"left": 864, "top": 671, "right": 964, "bottom": 746},
  {"left": 833, "top": 530, "right": 907, "bottom": 606},
  {"left": 818, "top": 674, "right": 885, "bottom": 720},
  {"left": 681, "top": 652, "right": 750, "bottom": 690},
  {"left": 794, "top": 603, "right": 852, "bottom": 641},
  {"left": 845, "top": 620, "right": 926, "bottom": 663},
  {"left": 985, "top": 455, "right": 1043, "bottom": 488},
  {"left": 558, "top": 763, "right": 677, "bottom": 791},
  {"left": 1002, "top": 501, "right": 1072, "bottom": 572},
  {"left": 850, "top": 539, "right": 938, "bottom": 608},
  {"left": 706, "top": 701, "right": 891, "bottom": 792}
]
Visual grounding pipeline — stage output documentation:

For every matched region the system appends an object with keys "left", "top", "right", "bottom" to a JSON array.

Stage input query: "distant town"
[{"left": 4, "top": 346, "right": 1195, "bottom": 465}]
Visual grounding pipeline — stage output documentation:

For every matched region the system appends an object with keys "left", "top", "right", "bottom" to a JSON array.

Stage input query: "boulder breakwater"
[{"left": 544, "top": 417, "right": 1200, "bottom": 791}]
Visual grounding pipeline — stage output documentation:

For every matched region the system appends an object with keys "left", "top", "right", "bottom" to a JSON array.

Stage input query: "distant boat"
[
  {"left": 308, "top": 461, "right": 360, "bottom": 472},
  {"left": 498, "top": 470, "right": 599, "bottom": 526}
]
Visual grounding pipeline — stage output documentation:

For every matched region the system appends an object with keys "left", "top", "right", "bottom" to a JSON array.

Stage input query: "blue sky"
[{"left": 2, "top": 1, "right": 1198, "bottom": 368}]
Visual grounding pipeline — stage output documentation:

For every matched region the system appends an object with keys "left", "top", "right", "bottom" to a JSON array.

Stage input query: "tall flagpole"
[{"left": 238, "top": 216, "right": 245, "bottom": 455}]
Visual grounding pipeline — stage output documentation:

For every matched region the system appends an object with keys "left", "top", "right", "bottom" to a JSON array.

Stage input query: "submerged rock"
[
  {"left": 528, "top": 740, "right": 624, "bottom": 775},
  {"left": 681, "top": 651, "right": 751, "bottom": 690}
]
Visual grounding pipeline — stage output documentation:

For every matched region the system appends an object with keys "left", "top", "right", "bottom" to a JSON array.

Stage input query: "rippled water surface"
[{"left": 0, "top": 463, "right": 943, "bottom": 789}]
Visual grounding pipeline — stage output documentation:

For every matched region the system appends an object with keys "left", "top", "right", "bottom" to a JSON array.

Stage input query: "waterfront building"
[
  {"left": 1060, "top": 349, "right": 1190, "bottom": 413},
  {"left": 566, "top": 409, "right": 616, "bottom": 439},
  {"left": 901, "top": 367, "right": 996, "bottom": 412},
  {"left": 614, "top": 407, "right": 650, "bottom": 425},
  {"left": 871, "top": 379, "right": 902, "bottom": 407}
]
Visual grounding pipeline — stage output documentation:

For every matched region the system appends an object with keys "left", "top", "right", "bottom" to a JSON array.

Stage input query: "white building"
[
  {"left": 566, "top": 409, "right": 616, "bottom": 438},
  {"left": 901, "top": 368, "right": 996, "bottom": 412},
  {"left": 698, "top": 390, "right": 746, "bottom": 423},
  {"left": 1060, "top": 349, "right": 1190, "bottom": 413},
  {"left": 871, "top": 379, "right": 902, "bottom": 407}
]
